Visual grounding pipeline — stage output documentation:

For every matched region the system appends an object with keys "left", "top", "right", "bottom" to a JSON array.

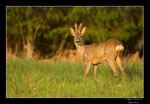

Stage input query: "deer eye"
[{"left": 79, "top": 36, "right": 82, "bottom": 38}]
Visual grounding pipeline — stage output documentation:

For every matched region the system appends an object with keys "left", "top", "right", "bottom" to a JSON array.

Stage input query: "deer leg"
[
  {"left": 84, "top": 62, "right": 91, "bottom": 79},
  {"left": 116, "top": 56, "right": 125, "bottom": 79},
  {"left": 107, "top": 60, "right": 119, "bottom": 77},
  {"left": 93, "top": 64, "right": 98, "bottom": 78}
]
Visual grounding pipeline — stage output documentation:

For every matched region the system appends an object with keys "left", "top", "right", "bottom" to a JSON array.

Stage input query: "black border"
[
  {"left": 1, "top": 0, "right": 145, "bottom": 104},
  {"left": 5, "top": 0, "right": 144, "bottom": 6},
  {"left": 0, "top": 4, "right": 7, "bottom": 103}
]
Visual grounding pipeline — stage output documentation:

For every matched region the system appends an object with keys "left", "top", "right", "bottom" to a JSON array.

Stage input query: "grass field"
[{"left": 6, "top": 58, "right": 144, "bottom": 98}]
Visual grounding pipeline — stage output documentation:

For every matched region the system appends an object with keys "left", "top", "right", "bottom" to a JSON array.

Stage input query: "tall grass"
[{"left": 6, "top": 58, "right": 143, "bottom": 98}]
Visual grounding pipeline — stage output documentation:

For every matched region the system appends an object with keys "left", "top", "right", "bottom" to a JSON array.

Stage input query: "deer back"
[{"left": 82, "top": 39, "right": 123, "bottom": 64}]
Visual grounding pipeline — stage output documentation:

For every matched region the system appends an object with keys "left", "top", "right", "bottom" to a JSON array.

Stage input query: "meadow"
[{"left": 6, "top": 58, "right": 143, "bottom": 98}]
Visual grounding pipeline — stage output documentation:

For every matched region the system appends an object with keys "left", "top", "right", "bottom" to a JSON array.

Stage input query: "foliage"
[{"left": 7, "top": 7, "right": 143, "bottom": 58}]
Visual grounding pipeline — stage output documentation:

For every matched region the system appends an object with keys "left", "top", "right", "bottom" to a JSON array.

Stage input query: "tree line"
[{"left": 7, "top": 7, "right": 144, "bottom": 59}]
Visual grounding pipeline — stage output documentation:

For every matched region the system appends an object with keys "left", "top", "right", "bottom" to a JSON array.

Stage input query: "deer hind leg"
[
  {"left": 84, "top": 62, "right": 91, "bottom": 79},
  {"left": 116, "top": 56, "right": 125, "bottom": 79},
  {"left": 107, "top": 59, "right": 119, "bottom": 77},
  {"left": 93, "top": 64, "right": 98, "bottom": 78}
]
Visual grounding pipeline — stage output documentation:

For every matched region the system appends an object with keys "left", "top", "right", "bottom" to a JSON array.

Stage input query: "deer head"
[{"left": 70, "top": 23, "right": 86, "bottom": 45}]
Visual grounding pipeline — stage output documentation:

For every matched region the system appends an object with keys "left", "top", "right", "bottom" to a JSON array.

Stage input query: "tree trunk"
[{"left": 25, "top": 37, "right": 34, "bottom": 59}]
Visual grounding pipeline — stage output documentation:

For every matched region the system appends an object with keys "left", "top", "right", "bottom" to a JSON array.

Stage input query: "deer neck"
[{"left": 74, "top": 41, "right": 85, "bottom": 56}]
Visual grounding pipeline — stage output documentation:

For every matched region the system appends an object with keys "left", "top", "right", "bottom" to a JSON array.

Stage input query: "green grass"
[{"left": 6, "top": 58, "right": 143, "bottom": 98}]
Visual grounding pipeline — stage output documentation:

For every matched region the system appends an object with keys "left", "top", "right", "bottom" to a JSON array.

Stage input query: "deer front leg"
[
  {"left": 84, "top": 62, "right": 91, "bottom": 79},
  {"left": 93, "top": 64, "right": 98, "bottom": 78}
]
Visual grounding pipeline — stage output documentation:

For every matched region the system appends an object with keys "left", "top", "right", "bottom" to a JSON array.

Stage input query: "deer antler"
[
  {"left": 74, "top": 23, "right": 78, "bottom": 33},
  {"left": 78, "top": 23, "right": 83, "bottom": 33}
]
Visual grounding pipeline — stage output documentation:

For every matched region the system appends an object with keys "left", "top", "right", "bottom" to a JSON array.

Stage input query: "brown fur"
[{"left": 70, "top": 23, "right": 125, "bottom": 79}]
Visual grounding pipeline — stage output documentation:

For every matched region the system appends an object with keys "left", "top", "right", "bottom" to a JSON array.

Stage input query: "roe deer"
[{"left": 70, "top": 23, "right": 125, "bottom": 79}]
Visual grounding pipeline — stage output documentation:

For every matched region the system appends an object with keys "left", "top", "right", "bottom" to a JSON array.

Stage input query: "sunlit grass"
[{"left": 6, "top": 57, "right": 143, "bottom": 98}]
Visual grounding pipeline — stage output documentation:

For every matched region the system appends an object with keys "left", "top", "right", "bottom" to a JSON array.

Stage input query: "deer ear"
[
  {"left": 81, "top": 27, "right": 86, "bottom": 35},
  {"left": 70, "top": 28, "right": 75, "bottom": 36}
]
